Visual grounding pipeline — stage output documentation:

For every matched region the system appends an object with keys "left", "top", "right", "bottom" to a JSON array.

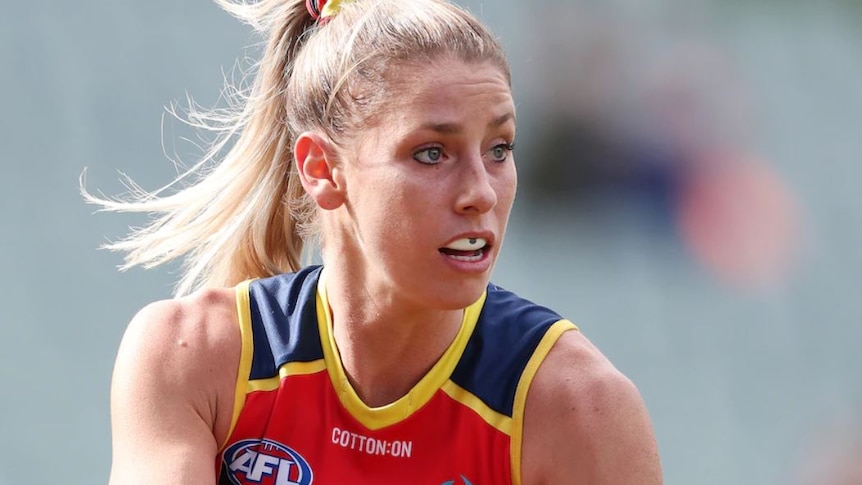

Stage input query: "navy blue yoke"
[
  {"left": 247, "top": 266, "right": 324, "bottom": 381},
  {"left": 451, "top": 284, "right": 563, "bottom": 417},
  {"left": 245, "top": 267, "right": 564, "bottom": 419}
]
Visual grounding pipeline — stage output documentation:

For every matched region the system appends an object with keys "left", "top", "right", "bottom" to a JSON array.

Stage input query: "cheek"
[
  {"left": 362, "top": 173, "right": 431, "bottom": 229},
  {"left": 497, "top": 166, "right": 518, "bottom": 208}
]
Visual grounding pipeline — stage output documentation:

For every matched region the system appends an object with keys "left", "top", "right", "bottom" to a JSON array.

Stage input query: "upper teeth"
[{"left": 446, "top": 237, "right": 487, "bottom": 251}]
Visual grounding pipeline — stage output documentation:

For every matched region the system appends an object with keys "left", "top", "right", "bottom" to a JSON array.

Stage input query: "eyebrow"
[{"left": 418, "top": 112, "right": 516, "bottom": 135}]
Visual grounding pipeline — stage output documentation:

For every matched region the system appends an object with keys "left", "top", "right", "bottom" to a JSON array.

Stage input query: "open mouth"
[{"left": 439, "top": 237, "right": 489, "bottom": 261}]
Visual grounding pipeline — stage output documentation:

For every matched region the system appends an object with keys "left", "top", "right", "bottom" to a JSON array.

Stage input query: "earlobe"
[{"left": 294, "top": 132, "right": 345, "bottom": 210}]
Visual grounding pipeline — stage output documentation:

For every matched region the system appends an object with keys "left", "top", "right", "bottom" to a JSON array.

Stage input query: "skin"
[{"left": 108, "top": 58, "right": 662, "bottom": 484}]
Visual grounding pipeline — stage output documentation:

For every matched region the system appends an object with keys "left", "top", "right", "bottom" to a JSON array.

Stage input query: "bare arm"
[
  {"left": 108, "top": 289, "right": 240, "bottom": 485},
  {"left": 521, "top": 331, "right": 662, "bottom": 485}
]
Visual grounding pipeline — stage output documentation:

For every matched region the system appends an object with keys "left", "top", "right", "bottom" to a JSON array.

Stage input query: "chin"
[{"left": 424, "top": 279, "right": 489, "bottom": 311}]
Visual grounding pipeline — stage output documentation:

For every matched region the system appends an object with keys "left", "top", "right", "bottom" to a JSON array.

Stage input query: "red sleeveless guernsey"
[{"left": 217, "top": 266, "right": 577, "bottom": 485}]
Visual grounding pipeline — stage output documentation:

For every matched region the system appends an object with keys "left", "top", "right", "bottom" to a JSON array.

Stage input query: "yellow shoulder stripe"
[
  {"left": 510, "top": 319, "right": 579, "bottom": 485},
  {"left": 441, "top": 380, "right": 512, "bottom": 435},
  {"left": 220, "top": 280, "right": 255, "bottom": 451}
]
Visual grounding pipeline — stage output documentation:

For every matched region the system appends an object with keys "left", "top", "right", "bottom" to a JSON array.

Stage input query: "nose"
[{"left": 455, "top": 157, "right": 497, "bottom": 215}]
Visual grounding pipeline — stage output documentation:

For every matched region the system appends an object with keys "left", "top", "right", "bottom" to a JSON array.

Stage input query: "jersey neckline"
[{"left": 315, "top": 269, "right": 487, "bottom": 431}]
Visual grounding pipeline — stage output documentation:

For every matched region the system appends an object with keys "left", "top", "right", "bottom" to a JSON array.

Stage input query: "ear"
[{"left": 294, "top": 132, "right": 345, "bottom": 210}]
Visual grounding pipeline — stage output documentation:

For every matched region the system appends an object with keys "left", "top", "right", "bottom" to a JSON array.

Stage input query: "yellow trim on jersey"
[
  {"left": 316, "top": 269, "right": 487, "bottom": 431},
  {"left": 441, "top": 380, "right": 512, "bottom": 435},
  {"left": 246, "top": 360, "right": 328, "bottom": 392},
  {"left": 510, "top": 319, "right": 579, "bottom": 485},
  {"left": 221, "top": 279, "right": 255, "bottom": 451}
]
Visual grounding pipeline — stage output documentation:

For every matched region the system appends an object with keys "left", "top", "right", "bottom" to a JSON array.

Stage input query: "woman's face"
[{"left": 328, "top": 58, "right": 517, "bottom": 311}]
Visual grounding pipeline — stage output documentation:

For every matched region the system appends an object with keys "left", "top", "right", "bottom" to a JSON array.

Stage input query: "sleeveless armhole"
[
  {"left": 219, "top": 279, "right": 255, "bottom": 451},
  {"left": 510, "top": 319, "right": 579, "bottom": 485}
]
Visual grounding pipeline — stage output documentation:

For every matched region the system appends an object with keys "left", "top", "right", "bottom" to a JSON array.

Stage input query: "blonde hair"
[{"left": 83, "top": 0, "right": 510, "bottom": 296}]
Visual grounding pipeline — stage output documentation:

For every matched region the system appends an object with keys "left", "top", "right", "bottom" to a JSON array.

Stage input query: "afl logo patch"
[{"left": 223, "top": 439, "right": 314, "bottom": 485}]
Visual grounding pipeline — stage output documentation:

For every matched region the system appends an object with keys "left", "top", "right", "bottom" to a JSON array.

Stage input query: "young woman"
[{"left": 91, "top": 0, "right": 662, "bottom": 483}]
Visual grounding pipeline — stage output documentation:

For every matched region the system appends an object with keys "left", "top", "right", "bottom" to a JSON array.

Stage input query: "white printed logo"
[{"left": 223, "top": 439, "right": 313, "bottom": 485}]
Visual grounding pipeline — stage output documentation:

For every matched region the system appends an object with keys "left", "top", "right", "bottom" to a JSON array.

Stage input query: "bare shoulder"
[
  {"left": 109, "top": 287, "right": 241, "bottom": 484},
  {"left": 118, "top": 287, "right": 240, "bottom": 371},
  {"left": 114, "top": 287, "right": 241, "bottom": 441},
  {"left": 521, "top": 330, "right": 662, "bottom": 485}
]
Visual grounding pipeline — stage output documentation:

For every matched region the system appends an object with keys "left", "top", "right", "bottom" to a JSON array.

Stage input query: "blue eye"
[
  {"left": 414, "top": 146, "right": 445, "bottom": 165},
  {"left": 487, "top": 142, "right": 515, "bottom": 163}
]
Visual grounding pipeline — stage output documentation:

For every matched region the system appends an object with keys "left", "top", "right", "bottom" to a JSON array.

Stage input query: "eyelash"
[
  {"left": 412, "top": 142, "right": 516, "bottom": 165},
  {"left": 497, "top": 142, "right": 517, "bottom": 154}
]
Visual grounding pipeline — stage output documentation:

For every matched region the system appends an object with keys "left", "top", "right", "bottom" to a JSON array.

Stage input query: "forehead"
[{"left": 380, "top": 58, "right": 515, "bottom": 125}]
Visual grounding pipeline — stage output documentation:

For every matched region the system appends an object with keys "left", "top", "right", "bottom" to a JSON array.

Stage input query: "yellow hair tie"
[
  {"left": 320, "top": 0, "right": 346, "bottom": 19},
  {"left": 306, "top": 0, "right": 349, "bottom": 23}
]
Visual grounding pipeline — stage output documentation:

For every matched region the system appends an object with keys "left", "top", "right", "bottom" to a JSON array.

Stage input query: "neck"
[{"left": 322, "top": 267, "right": 464, "bottom": 408}]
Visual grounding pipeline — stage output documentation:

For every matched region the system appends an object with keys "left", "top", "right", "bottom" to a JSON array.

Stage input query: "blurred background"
[{"left": 1, "top": 0, "right": 860, "bottom": 483}]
